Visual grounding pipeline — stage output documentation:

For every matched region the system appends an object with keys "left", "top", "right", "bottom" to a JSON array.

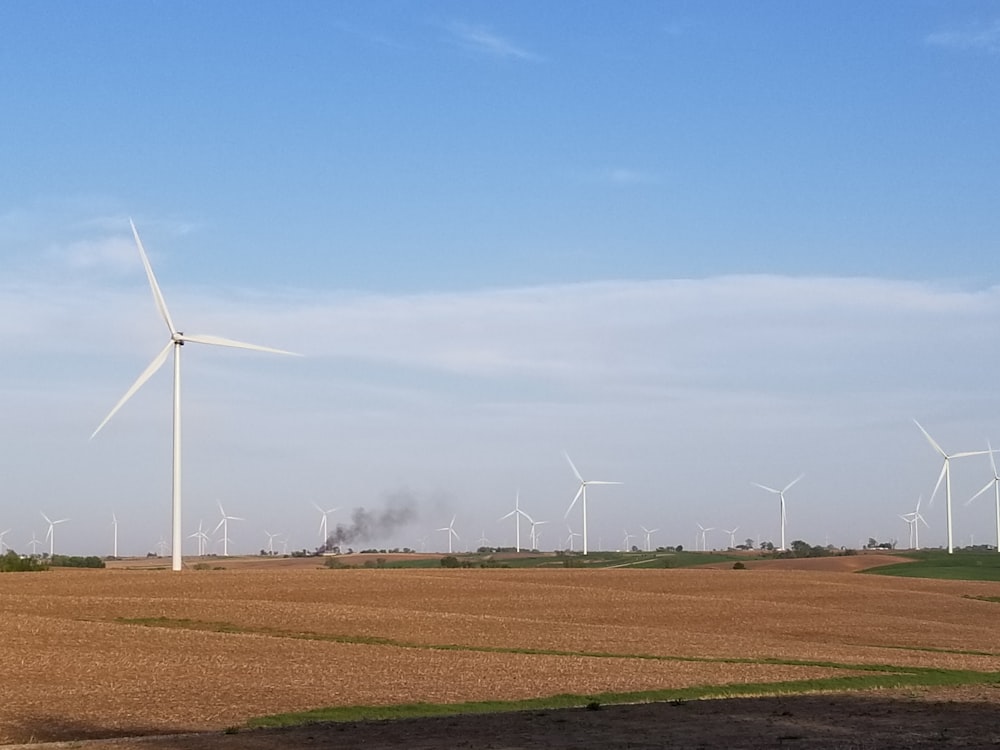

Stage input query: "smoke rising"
[{"left": 324, "top": 491, "right": 418, "bottom": 549}]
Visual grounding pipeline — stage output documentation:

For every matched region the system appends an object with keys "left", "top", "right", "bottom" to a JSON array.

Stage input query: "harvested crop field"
[{"left": 3, "top": 565, "right": 1000, "bottom": 747}]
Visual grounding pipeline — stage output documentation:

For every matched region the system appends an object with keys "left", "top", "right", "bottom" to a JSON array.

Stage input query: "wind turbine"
[
  {"left": 622, "top": 529, "right": 635, "bottom": 552},
  {"left": 751, "top": 474, "right": 803, "bottom": 551},
  {"left": 526, "top": 515, "right": 548, "bottom": 551},
  {"left": 264, "top": 530, "right": 280, "bottom": 555},
  {"left": 26, "top": 532, "right": 42, "bottom": 556},
  {"left": 213, "top": 501, "right": 244, "bottom": 557},
  {"left": 111, "top": 513, "right": 119, "bottom": 558},
  {"left": 188, "top": 520, "right": 209, "bottom": 556},
  {"left": 41, "top": 512, "right": 68, "bottom": 556},
  {"left": 437, "top": 516, "right": 459, "bottom": 554},
  {"left": 696, "top": 523, "right": 714, "bottom": 552},
  {"left": 563, "top": 451, "right": 621, "bottom": 555},
  {"left": 966, "top": 440, "right": 1000, "bottom": 552},
  {"left": 90, "top": 219, "right": 298, "bottom": 572},
  {"left": 313, "top": 503, "right": 338, "bottom": 545},
  {"left": 723, "top": 526, "right": 740, "bottom": 550},
  {"left": 640, "top": 525, "right": 658, "bottom": 552},
  {"left": 498, "top": 491, "right": 531, "bottom": 552},
  {"left": 0, "top": 529, "right": 9, "bottom": 553},
  {"left": 899, "top": 496, "right": 928, "bottom": 550},
  {"left": 913, "top": 419, "right": 991, "bottom": 554},
  {"left": 565, "top": 524, "right": 582, "bottom": 551}
]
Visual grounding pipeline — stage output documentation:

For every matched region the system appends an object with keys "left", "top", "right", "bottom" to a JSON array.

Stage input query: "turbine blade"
[
  {"left": 91, "top": 341, "right": 173, "bottom": 439},
  {"left": 563, "top": 451, "right": 584, "bottom": 483},
  {"left": 783, "top": 474, "right": 805, "bottom": 492},
  {"left": 499, "top": 510, "right": 516, "bottom": 521},
  {"left": 951, "top": 450, "right": 990, "bottom": 459},
  {"left": 564, "top": 486, "right": 584, "bottom": 518},
  {"left": 752, "top": 482, "right": 779, "bottom": 494},
  {"left": 130, "top": 219, "right": 177, "bottom": 335},
  {"left": 181, "top": 333, "right": 299, "bottom": 356},
  {"left": 966, "top": 480, "right": 995, "bottom": 506},
  {"left": 913, "top": 419, "right": 947, "bottom": 458},
  {"left": 587, "top": 481, "right": 622, "bottom": 485},
  {"left": 928, "top": 462, "right": 947, "bottom": 507}
]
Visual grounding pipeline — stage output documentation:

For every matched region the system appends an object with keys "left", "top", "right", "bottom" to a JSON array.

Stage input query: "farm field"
[{"left": 3, "top": 563, "right": 1000, "bottom": 748}]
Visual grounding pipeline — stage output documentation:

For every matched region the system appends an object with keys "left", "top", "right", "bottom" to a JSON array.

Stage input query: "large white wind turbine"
[
  {"left": 213, "top": 501, "right": 244, "bottom": 557},
  {"left": 437, "top": 516, "right": 459, "bottom": 554},
  {"left": 91, "top": 220, "right": 298, "bottom": 572},
  {"left": 498, "top": 491, "right": 530, "bottom": 552},
  {"left": 751, "top": 474, "right": 803, "bottom": 551},
  {"left": 966, "top": 440, "right": 1000, "bottom": 553},
  {"left": 913, "top": 419, "right": 990, "bottom": 554},
  {"left": 563, "top": 452, "right": 621, "bottom": 555},
  {"left": 111, "top": 512, "right": 119, "bottom": 558},
  {"left": 41, "top": 512, "right": 68, "bottom": 556}
]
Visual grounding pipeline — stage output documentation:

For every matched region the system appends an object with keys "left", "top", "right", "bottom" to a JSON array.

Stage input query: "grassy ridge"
[
  {"left": 863, "top": 550, "right": 1000, "bottom": 581},
  {"left": 248, "top": 668, "right": 1000, "bottom": 727},
  {"left": 114, "top": 614, "right": 1000, "bottom": 730}
]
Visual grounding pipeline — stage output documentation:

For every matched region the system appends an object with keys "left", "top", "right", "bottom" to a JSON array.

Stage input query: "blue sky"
[{"left": 2, "top": 2, "right": 1000, "bottom": 556}]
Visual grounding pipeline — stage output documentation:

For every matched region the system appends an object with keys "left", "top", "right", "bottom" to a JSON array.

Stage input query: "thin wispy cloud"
[
  {"left": 926, "top": 19, "right": 1000, "bottom": 54},
  {"left": 448, "top": 22, "right": 543, "bottom": 62}
]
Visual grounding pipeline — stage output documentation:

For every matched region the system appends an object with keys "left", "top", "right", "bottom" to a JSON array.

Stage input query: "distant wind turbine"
[
  {"left": 966, "top": 440, "right": 1000, "bottom": 553},
  {"left": 723, "top": 526, "right": 740, "bottom": 550},
  {"left": 41, "top": 512, "right": 68, "bottom": 556},
  {"left": 90, "top": 219, "right": 298, "bottom": 572},
  {"left": 696, "top": 523, "right": 714, "bottom": 552},
  {"left": 913, "top": 419, "right": 990, "bottom": 554},
  {"left": 437, "top": 516, "right": 459, "bottom": 554},
  {"left": 565, "top": 524, "right": 582, "bottom": 552},
  {"left": 188, "top": 520, "right": 209, "bottom": 556},
  {"left": 526, "top": 514, "right": 548, "bottom": 551},
  {"left": 0, "top": 529, "right": 9, "bottom": 553},
  {"left": 498, "top": 491, "right": 530, "bottom": 552},
  {"left": 622, "top": 529, "right": 635, "bottom": 552},
  {"left": 313, "top": 503, "right": 339, "bottom": 545},
  {"left": 213, "top": 500, "right": 244, "bottom": 557},
  {"left": 751, "top": 474, "right": 803, "bottom": 551},
  {"left": 640, "top": 525, "right": 659, "bottom": 552},
  {"left": 563, "top": 451, "right": 621, "bottom": 555},
  {"left": 27, "top": 532, "right": 42, "bottom": 556},
  {"left": 899, "top": 496, "right": 928, "bottom": 550},
  {"left": 264, "top": 530, "right": 280, "bottom": 554}
]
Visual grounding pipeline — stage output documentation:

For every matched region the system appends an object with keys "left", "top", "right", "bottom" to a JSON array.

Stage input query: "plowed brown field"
[{"left": 2, "top": 565, "right": 1000, "bottom": 747}]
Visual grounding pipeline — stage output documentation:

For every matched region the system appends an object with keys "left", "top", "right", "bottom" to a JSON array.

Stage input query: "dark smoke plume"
[{"left": 324, "top": 492, "right": 418, "bottom": 550}]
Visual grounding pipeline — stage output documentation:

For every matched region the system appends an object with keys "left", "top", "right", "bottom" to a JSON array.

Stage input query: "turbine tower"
[
  {"left": 966, "top": 440, "right": 1000, "bottom": 553},
  {"left": 91, "top": 220, "right": 298, "bottom": 572},
  {"left": 111, "top": 512, "right": 119, "bottom": 558},
  {"left": 913, "top": 419, "right": 990, "bottom": 554},
  {"left": 563, "top": 451, "right": 621, "bottom": 555},
  {"left": 751, "top": 474, "right": 803, "bottom": 551}
]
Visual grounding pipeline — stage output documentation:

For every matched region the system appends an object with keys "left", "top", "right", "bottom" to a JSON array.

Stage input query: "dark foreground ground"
[{"left": 6, "top": 685, "right": 1000, "bottom": 750}]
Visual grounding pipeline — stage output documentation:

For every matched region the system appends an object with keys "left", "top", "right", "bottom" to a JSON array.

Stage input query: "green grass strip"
[{"left": 247, "top": 668, "right": 1000, "bottom": 727}]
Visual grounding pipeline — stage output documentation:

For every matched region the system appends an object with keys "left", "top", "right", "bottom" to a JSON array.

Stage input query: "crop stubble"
[{"left": 2, "top": 567, "right": 999, "bottom": 743}]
